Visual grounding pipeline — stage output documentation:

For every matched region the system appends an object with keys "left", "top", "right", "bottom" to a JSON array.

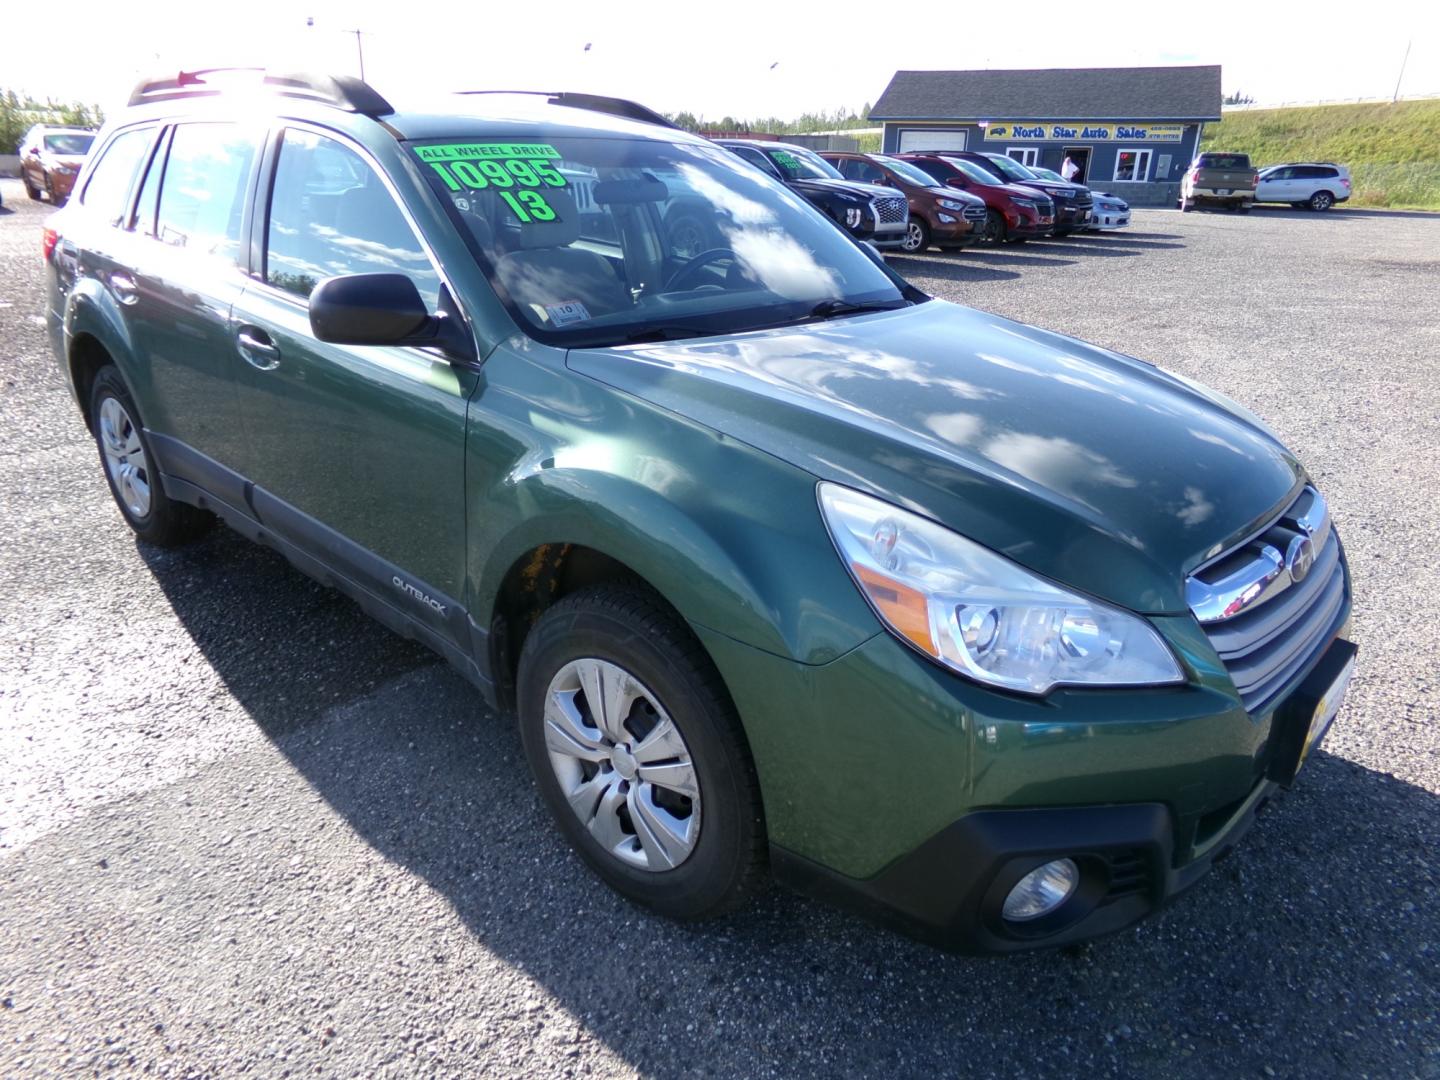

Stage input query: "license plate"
[
  {"left": 1302, "top": 654, "right": 1355, "bottom": 764},
  {"left": 1216, "top": 188, "right": 1231, "bottom": 196}
]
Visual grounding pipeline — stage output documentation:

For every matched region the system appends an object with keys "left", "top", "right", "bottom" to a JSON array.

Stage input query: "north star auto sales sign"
[{"left": 982, "top": 122, "right": 1186, "bottom": 142}]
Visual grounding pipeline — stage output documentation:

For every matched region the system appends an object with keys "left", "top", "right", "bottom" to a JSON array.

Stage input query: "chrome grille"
[
  {"left": 1187, "top": 487, "right": 1347, "bottom": 713},
  {"left": 873, "top": 196, "right": 908, "bottom": 225},
  {"left": 962, "top": 203, "right": 987, "bottom": 222}
]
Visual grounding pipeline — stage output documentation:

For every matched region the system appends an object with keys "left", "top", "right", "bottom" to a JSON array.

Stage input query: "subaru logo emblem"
[{"left": 1286, "top": 535, "right": 1314, "bottom": 583}]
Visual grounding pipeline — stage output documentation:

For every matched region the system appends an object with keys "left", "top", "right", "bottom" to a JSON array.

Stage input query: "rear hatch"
[{"left": 1195, "top": 154, "right": 1257, "bottom": 191}]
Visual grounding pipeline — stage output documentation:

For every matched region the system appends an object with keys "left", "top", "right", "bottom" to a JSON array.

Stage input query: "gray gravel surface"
[{"left": 2, "top": 176, "right": 1437, "bottom": 1078}]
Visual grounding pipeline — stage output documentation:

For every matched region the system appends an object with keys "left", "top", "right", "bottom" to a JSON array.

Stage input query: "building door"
[{"left": 1062, "top": 147, "right": 1091, "bottom": 184}]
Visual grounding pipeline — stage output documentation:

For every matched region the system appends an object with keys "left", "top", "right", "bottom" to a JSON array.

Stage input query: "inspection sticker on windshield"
[
  {"left": 416, "top": 143, "right": 567, "bottom": 222},
  {"left": 545, "top": 301, "right": 591, "bottom": 327}
]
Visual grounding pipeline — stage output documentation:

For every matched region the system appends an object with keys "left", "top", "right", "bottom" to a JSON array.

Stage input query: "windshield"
[
  {"left": 414, "top": 137, "right": 905, "bottom": 347},
  {"left": 44, "top": 133, "right": 94, "bottom": 155},
  {"left": 873, "top": 155, "right": 941, "bottom": 187},
  {"left": 941, "top": 156, "right": 1005, "bottom": 185},
  {"left": 981, "top": 154, "right": 1039, "bottom": 182},
  {"left": 1198, "top": 154, "right": 1250, "bottom": 169},
  {"left": 1029, "top": 166, "right": 1064, "bottom": 182},
  {"left": 762, "top": 145, "right": 844, "bottom": 181}
]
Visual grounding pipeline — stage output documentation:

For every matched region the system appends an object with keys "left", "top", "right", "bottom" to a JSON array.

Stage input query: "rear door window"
[
  {"left": 79, "top": 128, "right": 155, "bottom": 226},
  {"left": 264, "top": 128, "right": 441, "bottom": 308},
  {"left": 155, "top": 124, "right": 257, "bottom": 261}
]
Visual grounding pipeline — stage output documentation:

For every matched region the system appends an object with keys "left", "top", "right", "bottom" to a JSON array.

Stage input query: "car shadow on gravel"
[
  {"left": 139, "top": 529, "right": 1440, "bottom": 1078},
  {"left": 886, "top": 254, "right": 1021, "bottom": 282},
  {"left": 1057, "top": 234, "right": 1187, "bottom": 251}
]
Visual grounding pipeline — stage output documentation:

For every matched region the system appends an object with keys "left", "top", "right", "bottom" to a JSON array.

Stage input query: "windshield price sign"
[{"left": 416, "top": 143, "right": 567, "bottom": 222}]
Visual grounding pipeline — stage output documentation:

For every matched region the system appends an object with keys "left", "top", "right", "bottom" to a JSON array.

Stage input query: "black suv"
[
  {"left": 714, "top": 139, "right": 909, "bottom": 249},
  {"left": 958, "top": 152, "right": 1093, "bottom": 235}
]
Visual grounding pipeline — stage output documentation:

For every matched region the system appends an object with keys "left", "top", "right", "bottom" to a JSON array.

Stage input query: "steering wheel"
[{"left": 663, "top": 248, "right": 738, "bottom": 291}]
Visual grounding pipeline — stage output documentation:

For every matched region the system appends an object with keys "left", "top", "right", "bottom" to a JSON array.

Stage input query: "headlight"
[
  {"left": 1010, "top": 196, "right": 1035, "bottom": 208},
  {"left": 938, "top": 199, "right": 967, "bottom": 211},
  {"left": 1044, "top": 186, "right": 1070, "bottom": 198},
  {"left": 818, "top": 484, "right": 1184, "bottom": 694}
]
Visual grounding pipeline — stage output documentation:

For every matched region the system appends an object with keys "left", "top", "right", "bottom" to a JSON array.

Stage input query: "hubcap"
[
  {"left": 543, "top": 658, "right": 701, "bottom": 872},
  {"left": 1315, "top": 194, "right": 1331, "bottom": 210},
  {"left": 98, "top": 396, "right": 151, "bottom": 518},
  {"left": 903, "top": 221, "right": 924, "bottom": 251}
]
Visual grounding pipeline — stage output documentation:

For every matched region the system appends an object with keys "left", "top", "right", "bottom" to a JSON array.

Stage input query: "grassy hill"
[{"left": 1200, "top": 98, "right": 1440, "bottom": 210}]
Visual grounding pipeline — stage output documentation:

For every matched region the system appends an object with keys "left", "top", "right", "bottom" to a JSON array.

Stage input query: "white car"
[
  {"left": 1254, "top": 163, "right": 1351, "bottom": 211},
  {"left": 1028, "top": 166, "right": 1130, "bottom": 231}
]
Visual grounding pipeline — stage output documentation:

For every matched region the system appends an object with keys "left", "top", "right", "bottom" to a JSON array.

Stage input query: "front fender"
[{"left": 466, "top": 344, "right": 879, "bottom": 666}]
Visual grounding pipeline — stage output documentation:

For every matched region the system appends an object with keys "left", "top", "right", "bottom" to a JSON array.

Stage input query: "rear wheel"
[
  {"left": 982, "top": 209, "right": 1006, "bottom": 244},
  {"left": 24, "top": 174, "right": 41, "bottom": 201},
  {"left": 89, "top": 365, "right": 213, "bottom": 546},
  {"left": 901, "top": 216, "right": 931, "bottom": 254},
  {"left": 517, "top": 586, "right": 766, "bottom": 920},
  {"left": 1309, "top": 190, "right": 1334, "bottom": 211}
]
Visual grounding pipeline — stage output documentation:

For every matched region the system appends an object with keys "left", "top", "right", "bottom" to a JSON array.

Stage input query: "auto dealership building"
[{"left": 870, "top": 65, "right": 1222, "bottom": 206}]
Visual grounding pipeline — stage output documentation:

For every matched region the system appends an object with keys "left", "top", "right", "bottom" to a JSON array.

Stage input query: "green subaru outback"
[{"left": 45, "top": 70, "right": 1355, "bottom": 953}]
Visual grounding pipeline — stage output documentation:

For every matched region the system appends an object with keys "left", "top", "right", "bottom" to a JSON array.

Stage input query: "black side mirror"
[{"left": 309, "top": 273, "right": 475, "bottom": 364}]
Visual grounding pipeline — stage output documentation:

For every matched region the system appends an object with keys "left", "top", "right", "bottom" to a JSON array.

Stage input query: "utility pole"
[
  {"left": 346, "top": 28, "right": 366, "bottom": 82},
  {"left": 1392, "top": 39, "right": 1411, "bottom": 103}
]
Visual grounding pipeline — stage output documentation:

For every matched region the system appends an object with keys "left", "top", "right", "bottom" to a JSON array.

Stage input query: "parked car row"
[
  {"left": 1181, "top": 152, "right": 1352, "bottom": 213},
  {"left": 712, "top": 140, "right": 1129, "bottom": 254}
]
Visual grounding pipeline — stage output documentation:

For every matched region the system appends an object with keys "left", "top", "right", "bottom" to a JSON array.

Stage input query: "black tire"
[
  {"left": 982, "top": 208, "right": 1006, "bottom": 244},
  {"left": 1308, "top": 190, "right": 1334, "bottom": 212},
  {"left": 517, "top": 585, "right": 766, "bottom": 921},
  {"left": 901, "top": 215, "right": 931, "bottom": 254},
  {"left": 1180, "top": 197, "right": 1193, "bottom": 212},
  {"left": 1237, "top": 203, "right": 1252, "bottom": 215},
  {"left": 88, "top": 365, "right": 213, "bottom": 546},
  {"left": 24, "top": 175, "right": 41, "bottom": 201}
]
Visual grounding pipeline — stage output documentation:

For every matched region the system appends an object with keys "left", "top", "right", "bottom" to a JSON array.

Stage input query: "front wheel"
[
  {"left": 24, "top": 175, "right": 41, "bottom": 201},
  {"left": 901, "top": 216, "right": 931, "bottom": 254},
  {"left": 1309, "top": 191, "right": 1334, "bottom": 211},
  {"left": 982, "top": 208, "right": 1006, "bottom": 244},
  {"left": 89, "top": 366, "right": 212, "bottom": 546},
  {"left": 517, "top": 586, "right": 767, "bottom": 920}
]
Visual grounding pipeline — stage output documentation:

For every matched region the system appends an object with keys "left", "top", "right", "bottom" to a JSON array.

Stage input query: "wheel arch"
[
  {"left": 471, "top": 468, "right": 878, "bottom": 712},
  {"left": 64, "top": 280, "right": 143, "bottom": 430}
]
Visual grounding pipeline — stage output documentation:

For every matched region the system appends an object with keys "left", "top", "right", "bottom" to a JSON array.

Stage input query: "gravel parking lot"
[{"left": 2, "top": 176, "right": 1437, "bottom": 1078}]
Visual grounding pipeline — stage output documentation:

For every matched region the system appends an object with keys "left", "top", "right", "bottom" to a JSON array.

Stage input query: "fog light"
[{"left": 1003, "top": 858, "right": 1079, "bottom": 921}]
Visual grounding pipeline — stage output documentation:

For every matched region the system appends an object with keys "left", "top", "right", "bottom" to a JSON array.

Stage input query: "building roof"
[{"left": 870, "top": 66, "right": 1222, "bottom": 122}]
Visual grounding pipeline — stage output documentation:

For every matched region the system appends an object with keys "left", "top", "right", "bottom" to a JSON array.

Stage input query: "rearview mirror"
[{"left": 309, "top": 273, "right": 476, "bottom": 364}]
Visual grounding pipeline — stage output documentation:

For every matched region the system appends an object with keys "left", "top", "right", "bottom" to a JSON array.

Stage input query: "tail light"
[
  {"left": 1342, "top": 177, "right": 1351, "bottom": 188},
  {"left": 42, "top": 227, "right": 59, "bottom": 263}
]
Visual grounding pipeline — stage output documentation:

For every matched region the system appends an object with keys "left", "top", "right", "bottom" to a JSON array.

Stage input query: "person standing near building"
[{"left": 1061, "top": 155, "right": 1080, "bottom": 181}]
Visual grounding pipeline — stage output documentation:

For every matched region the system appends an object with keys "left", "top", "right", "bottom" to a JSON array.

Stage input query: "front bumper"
[
  {"left": 929, "top": 213, "right": 982, "bottom": 246},
  {"left": 1008, "top": 211, "right": 1053, "bottom": 238},
  {"left": 870, "top": 225, "right": 909, "bottom": 250},
  {"left": 696, "top": 578, "right": 1353, "bottom": 953},
  {"left": 1089, "top": 207, "right": 1131, "bottom": 230}
]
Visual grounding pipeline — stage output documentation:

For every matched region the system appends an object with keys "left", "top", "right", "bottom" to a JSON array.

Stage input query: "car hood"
[
  {"left": 790, "top": 177, "right": 896, "bottom": 201},
  {"left": 568, "top": 301, "right": 1302, "bottom": 613},
  {"left": 926, "top": 186, "right": 983, "bottom": 205}
]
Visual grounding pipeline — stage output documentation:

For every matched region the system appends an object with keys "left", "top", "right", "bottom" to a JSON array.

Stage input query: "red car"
[
  {"left": 896, "top": 153, "right": 1055, "bottom": 244},
  {"left": 19, "top": 126, "right": 96, "bottom": 206}
]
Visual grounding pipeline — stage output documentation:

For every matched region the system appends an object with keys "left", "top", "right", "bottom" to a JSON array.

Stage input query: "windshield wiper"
[
  {"left": 617, "top": 326, "right": 709, "bottom": 344},
  {"left": 807, "top": 298, "right": 911, "bottom": 320}
]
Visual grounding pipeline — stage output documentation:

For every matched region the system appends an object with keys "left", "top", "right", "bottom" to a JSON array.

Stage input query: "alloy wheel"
[
  {"left": 98, "top": 396, "right": 152, "bottom": 518},
  {"left": 902, "top": 220, "right": 925, "bottom": 252},
  {"left": 543, "top": 657, "right": 701, "bottom": 872}
]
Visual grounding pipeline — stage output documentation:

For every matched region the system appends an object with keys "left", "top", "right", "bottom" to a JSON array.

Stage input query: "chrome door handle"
[
  {"left": 109, "top": 272, "right": 138, "bottom": 305},
  {"left": 235, "top": 326, "right": 281, "bottom": 371}
]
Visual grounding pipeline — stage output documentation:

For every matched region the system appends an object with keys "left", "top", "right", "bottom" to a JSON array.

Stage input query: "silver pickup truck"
[{"left": 1181, "top": 152, "right": 1259, "bottom": 212}]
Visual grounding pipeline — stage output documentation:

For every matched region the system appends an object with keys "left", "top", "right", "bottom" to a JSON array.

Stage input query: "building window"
[
  {"left": 1113, "top": 148, "right": 1153, "bottom": 183},
  {"left": 1007, "top": 147, "right": 1038, "bottom": 167}
]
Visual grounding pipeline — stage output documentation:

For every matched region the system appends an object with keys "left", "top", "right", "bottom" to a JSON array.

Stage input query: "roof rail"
[
  {"left": 127, "top": 68, "right": 394, "bottom": 117},
  {"left": 454, "top": 90, "right": 678, "bottom": 130}
]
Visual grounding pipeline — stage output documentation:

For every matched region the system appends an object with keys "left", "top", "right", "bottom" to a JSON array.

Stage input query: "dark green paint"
[{"left": 48, "top": 92, "right": 1345, "bottom": 896}]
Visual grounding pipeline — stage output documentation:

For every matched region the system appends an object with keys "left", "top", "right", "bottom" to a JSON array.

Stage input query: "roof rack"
[
  {"left": 454, "top": 90, "right": 678, "bottom": 130},
  {"left": 127, "top": 68, "right": 394, "bottom": 117}
]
